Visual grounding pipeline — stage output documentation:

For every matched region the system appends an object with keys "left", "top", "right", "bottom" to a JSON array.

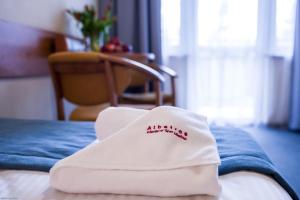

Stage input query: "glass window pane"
[
  {"left": 197, "top": 0, "right": 258, "bottom": 47},
  {"left": 161, "top": 0, "right": 181, "bottom": 46},
  {"left": 275, "top": 0, "right": 296, "bottom": 54}
]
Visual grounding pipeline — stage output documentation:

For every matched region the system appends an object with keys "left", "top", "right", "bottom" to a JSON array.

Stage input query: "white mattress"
[{"left": 0, "top": 170, "right": 292, "bottom": 200}]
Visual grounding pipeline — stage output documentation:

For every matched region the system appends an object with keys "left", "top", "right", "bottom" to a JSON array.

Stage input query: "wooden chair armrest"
[
  {"left": 49, "top": 52, "right": 164, "bottom": 82},
  {"left": 103, "top": 54, "right": 165, "bottom": 106},
  {"left": 148, "top": 63, "right": 178, "bottom": 78},
  {"left": 104, "top": 55, "right": 166, "bottom": 105},
  {"left": 105, "top": 55, "right": 165, "bottom": 82}
]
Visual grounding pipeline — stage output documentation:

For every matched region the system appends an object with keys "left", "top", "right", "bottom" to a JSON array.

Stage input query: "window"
[
  {"left": 162, "top": 0, "right": 296, "bottom": 52},
  {"left": 161, "top": 0, "right": 296, "bottom": 123},
  {"left": 197, "top": 0, "right": 257, "bottom": 47},
  {"left": 275, "top": 0, "right": 296, "bottom": 55},
  {"left": 161, "top": 0, "right": 181, "bottom": 47}
]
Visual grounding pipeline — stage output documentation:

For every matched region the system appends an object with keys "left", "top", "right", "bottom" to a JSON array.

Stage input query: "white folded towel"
[
  {"left": 95, "top": 107, "right": 147, "bottom": 140},
  {"left": 50, "top": 106, "right": 221, "bottom": 197}
]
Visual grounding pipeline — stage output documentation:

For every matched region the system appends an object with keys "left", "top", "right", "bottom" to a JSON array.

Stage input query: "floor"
[{"left": 243, "top": 125, "right": 300, "bottom": 197}]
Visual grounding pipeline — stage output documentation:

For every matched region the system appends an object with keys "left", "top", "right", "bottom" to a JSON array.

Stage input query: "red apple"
[
  {"left": 122, "top": 44, "right": 132, "bottom": 52},
  {"left": 101, "top": 45, "right": 109, "bottom": 52},
  {"left": 109, "top": 37, "right": 121, "bottom": 46},
  {"left": 115, "top": 45, "right": 123, "bottom": 52},
  {"left": 106, "top": 43, "right": 116, "bottom": 52}
]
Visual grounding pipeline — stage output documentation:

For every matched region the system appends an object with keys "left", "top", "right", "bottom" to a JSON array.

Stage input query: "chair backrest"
[
  {"left": 54, "top": 35, "right": 156, "bottom": 88},
  {"left": 48, "top": 52, "right": 164, "bottom": 120}
]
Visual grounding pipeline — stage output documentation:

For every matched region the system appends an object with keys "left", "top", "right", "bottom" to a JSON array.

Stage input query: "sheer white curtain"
[{"left": 162, "top": 0, "right": 296, "bottom": 125}]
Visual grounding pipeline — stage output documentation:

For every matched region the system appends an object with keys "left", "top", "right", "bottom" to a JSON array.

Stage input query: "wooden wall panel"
[{"left": 0, "top": 20, "right": 58, "bottom": 78}]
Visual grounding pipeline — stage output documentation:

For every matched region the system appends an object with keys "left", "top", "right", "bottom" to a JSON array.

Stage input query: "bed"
[{"left": 0, "top": 118, "right": 298, "bottom": 200}]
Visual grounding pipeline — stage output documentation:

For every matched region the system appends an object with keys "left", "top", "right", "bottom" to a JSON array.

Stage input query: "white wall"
[
  {"left": 0, "top": 78, "right": 56, "bottom": 120},
  {"left": 0, "top": 0, "right": 98, "bottom": 36},
  {"left": 0, "top": 0, "right": 97, "bottom": 120}
]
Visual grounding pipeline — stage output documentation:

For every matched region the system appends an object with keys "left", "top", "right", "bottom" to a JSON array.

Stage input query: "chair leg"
[
  {"left": 154, "top": 81, "right": 163, "bottom": 106},
  {"left": 171, "top": 77, "right": 176, "bottom": 106},
  {"left": 57, "top": 98, "right": 65, "bottom": 120}
]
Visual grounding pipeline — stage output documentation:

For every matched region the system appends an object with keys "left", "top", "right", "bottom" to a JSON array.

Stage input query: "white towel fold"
[
  {"left": 95, "top": 107, "right": 148, "bottom": 140},
  {"left": 50, "top": 106, "right": 221, "bottom": 197}
]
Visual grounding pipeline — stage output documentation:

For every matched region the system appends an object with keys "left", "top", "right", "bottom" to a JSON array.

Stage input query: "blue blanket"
[
  {"left": 0, "top": 118, "right": 298, "bottom": 199},
  {"left": 0, "top": 119, "right": 95, "bottom": 171}
]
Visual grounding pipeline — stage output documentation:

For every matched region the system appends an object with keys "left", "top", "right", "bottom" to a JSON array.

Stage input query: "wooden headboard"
[{"left": 0, "top": 20, "right": 82, "bottom": 78}]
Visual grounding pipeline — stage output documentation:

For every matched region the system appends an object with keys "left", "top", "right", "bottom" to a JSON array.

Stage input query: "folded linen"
[
  {"left": 95, "top": 107, "right": 148, "bottom": 140},
  {"left": 50, "top": 106, "right": 221, "bottom": 197}
]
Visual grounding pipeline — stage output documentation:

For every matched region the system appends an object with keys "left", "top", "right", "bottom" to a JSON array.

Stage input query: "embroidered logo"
[{"left": 146, "top": 125, "right": 188, "bottom": 141}]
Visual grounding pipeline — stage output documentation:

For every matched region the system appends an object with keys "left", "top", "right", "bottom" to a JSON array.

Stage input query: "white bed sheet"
[{"left": 0, "top": 170, "right": 292, "bottom": 200}]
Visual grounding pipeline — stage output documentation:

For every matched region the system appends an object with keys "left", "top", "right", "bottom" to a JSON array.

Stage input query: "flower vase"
[
  {"left": 103, "top": 27, "right": 110, "bottom": 45},
  {"left": 88, "top": 34, "right": 100, "bottom": 52}
]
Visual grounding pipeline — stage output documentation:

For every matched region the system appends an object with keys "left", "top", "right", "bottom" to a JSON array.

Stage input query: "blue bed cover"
[{"left": 0, "top": 118, "right": 298, "bottom": 200}]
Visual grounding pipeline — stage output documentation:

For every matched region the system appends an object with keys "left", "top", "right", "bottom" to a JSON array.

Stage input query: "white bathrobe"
[{"left": 50, "top": 106, "right": 221, "bottom": 197}]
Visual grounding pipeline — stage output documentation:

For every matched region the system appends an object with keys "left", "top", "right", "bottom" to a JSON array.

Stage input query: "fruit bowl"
[{"left": 101, "top": 37, "right": 133, "bottom": 53}]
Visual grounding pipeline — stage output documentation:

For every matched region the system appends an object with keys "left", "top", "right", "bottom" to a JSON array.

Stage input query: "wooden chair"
[
  {"left": 48, "top": 51, "right": 164, "bottom": 121},
  {"left": 54, "top": 35, "right": 178, "bottom": 106}
]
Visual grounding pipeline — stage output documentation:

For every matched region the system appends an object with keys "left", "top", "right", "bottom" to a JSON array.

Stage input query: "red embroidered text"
[{"left": 146, "top": 125, "right": 188, "bottom": 141}]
